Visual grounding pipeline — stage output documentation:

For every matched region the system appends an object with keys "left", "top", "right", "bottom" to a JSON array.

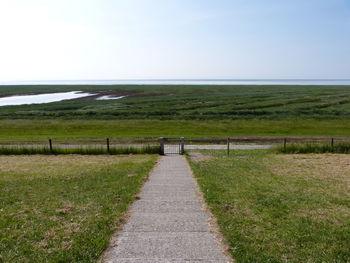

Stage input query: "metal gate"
[{"left": 160, "top": 137, "right": 185, "bottom": 155}]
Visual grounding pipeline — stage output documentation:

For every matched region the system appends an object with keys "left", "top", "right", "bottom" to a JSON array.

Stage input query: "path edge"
[
  {"left": 185, "top": 153, "right": 235, "bottom": 263},
  {"left": 98, "top": 156, "right": 162, "bottom": 263}
]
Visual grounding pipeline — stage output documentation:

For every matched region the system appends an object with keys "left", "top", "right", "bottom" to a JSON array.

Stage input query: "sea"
[{"left": 1, "top": 79, "right": 350, "bottom": 86}]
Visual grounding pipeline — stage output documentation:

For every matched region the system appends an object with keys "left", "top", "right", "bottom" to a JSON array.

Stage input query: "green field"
[
  {"left": 1, "top": 119, "right": 350, "bottom": 140},
  {"left": 188, "top": 150, "right": 350, "bottom": 262},
  {"left": 1, "top": 85, "right": 350, "bottom": 120},
  {"left": 1, "top": 85, "right": 350, "bottom": 139},
  {"left": 0, "top": 155, "right": 157, "bottom": 262}
]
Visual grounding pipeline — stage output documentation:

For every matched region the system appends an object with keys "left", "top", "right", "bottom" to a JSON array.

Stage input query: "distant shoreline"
[{"left": 1, "top": 79, "right": 350, "bottom": 86}]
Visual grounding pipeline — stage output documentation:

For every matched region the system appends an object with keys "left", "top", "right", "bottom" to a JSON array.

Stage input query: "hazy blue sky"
[{"left": 0, "top": 0, "right": 349, "bottom": 81}]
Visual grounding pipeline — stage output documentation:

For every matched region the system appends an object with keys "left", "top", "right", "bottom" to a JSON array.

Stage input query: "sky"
[{"left": 0, "top": 0, "right": 349, "bottom": 81}]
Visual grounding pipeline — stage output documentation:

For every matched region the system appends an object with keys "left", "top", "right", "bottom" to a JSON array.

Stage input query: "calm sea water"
[
  {"left": 1, "top": 79, "right": 350, "bottom": 85},
  {"left": 0, "top": 91, "right": 93, "bottom": 106}
]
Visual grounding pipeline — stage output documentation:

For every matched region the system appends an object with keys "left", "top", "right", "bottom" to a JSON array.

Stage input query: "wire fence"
[
  {"left": 0, "top": 138, "right": 161, "bottom": 155},
  {"left": 0, "top": 136, "right": 349, "bottom": 155}
]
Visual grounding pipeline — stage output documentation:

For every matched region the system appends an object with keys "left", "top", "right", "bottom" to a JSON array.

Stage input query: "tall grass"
[
  {"left": 0, "top": 145, "right": 161, "bottom": 155},
  {"left": 2, "top": 84, "right": 350, "bottom": 120},
  {"left": 276, "top": 142, "right": 350, "bottom": 154}
]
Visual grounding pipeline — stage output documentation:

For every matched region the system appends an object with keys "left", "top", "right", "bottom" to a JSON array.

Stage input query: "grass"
[
  {"left": 1, "top": 85, "right": 350, "bottom": 120},
  {"left": 0, "top": 145, "right": 161, "bottom": 155},
  {"left": 0, "top": 155, "right": 158, "bottom": 262},
  {"left": 1, "top": 119, "right": 350, "bottom": 140},
  {"left": 188, "top": 150, "right": 350, "bottom": 262},
  {"left": 276, "top": 142, "right": 350, "bottom": 154}
]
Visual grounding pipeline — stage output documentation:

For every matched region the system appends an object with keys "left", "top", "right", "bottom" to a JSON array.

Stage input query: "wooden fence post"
[
  {"left": 331, "top": 138, "right": 334, "bottom": 150},
  {"left": 227, "top": 137, "right": 230, "bottom": 156},
  {"left": 106, "top": 138, "right": 110, "bottom": 153},
  {"left": 49, "top": 139, "right": 53, "bottom": 153},
  {"left": 283, "top": 138, "right": 287, "bottom": 151}
]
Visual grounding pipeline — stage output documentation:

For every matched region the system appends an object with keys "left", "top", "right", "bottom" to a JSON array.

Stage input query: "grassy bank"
[
  {"left": 0, "top": 155, "right": 158, "bottom": 262},
  {"left": 1, "top": 119, "right": 350, "bottom": 139},
  {"left": 188, "top": 150, "right": 350, "bottom": 262}
]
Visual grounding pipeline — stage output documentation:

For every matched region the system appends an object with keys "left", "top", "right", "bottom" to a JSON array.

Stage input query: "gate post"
[
  {"left": 159, "top": 137, "right": 165, "bottom": 155},
  {"left": 180, "top": 137, "right": 185, "bottom": 155}
]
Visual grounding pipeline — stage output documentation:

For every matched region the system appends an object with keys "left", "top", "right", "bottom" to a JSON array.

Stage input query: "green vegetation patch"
[
  {"left": 1, "top": 85, "right": 350, "bottom": 120},
  {"left": 0, "top": 155, "right": 158, "bottom": 262},
  {"left": 188, "top": 150, "right": 350, "bottom": 262}
]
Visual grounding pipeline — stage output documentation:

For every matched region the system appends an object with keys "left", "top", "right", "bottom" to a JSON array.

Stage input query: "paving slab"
[
  {"left": 123, "top": 212, "right": 209, "bottom": 232},
  {"left": 132, "top": 200, "right": 204, "bottom": 213},
  {"left": 106, "top": 259, "right": 229, "bottom": 263},
  {"left": 142, "top": 184, "right": 199, "bottom": 192},
  {"left": 102, "top": 155, "right": 232, "bottom": 263},
  {"left": 106, "top": 232, "right": 228, "bottom": 260},
  {"left": 140, "top": 191, "right": 201, "bottom": 201}
]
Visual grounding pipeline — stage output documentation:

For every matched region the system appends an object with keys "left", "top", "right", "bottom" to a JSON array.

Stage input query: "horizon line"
[{"left": 2, "top": 78, "right": 350, "bottom": 82}]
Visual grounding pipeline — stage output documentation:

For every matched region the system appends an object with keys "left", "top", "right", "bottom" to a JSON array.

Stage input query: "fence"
[
  {"left": 0, "top": 136, "right": 349, "bottom": 155},
  {"left": 184, "top": 136, "right": 350, "bottom": 144},
  {"left": 0, "top": 138, "right": 161, "bottom": 155}
]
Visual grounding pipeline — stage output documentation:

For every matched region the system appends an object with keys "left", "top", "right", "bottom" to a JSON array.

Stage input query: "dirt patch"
[
  {"left": 56, "top": 202, "right": 75, "bottom": 215},
  {"left": 188, "top": 152, "right": 213, "bottom": 162},
  {"left": 62, "top": 240, "right": 73, "bottom": 250}
]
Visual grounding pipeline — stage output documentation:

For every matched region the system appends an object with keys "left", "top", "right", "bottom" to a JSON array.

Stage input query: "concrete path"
[{"left": 102, "top": 155, "right": 231, "bottom": 263}]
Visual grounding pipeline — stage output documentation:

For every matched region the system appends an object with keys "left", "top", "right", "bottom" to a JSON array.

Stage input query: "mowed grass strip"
[
  {"left": 0, "top": 155, "right": 158, "bottom": 262},
  {"left": 1, "top": 119, "right": 350, "bottom": 139},
  {"left": 188, "top": 150, "right": 350, "bottom": 263}
]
